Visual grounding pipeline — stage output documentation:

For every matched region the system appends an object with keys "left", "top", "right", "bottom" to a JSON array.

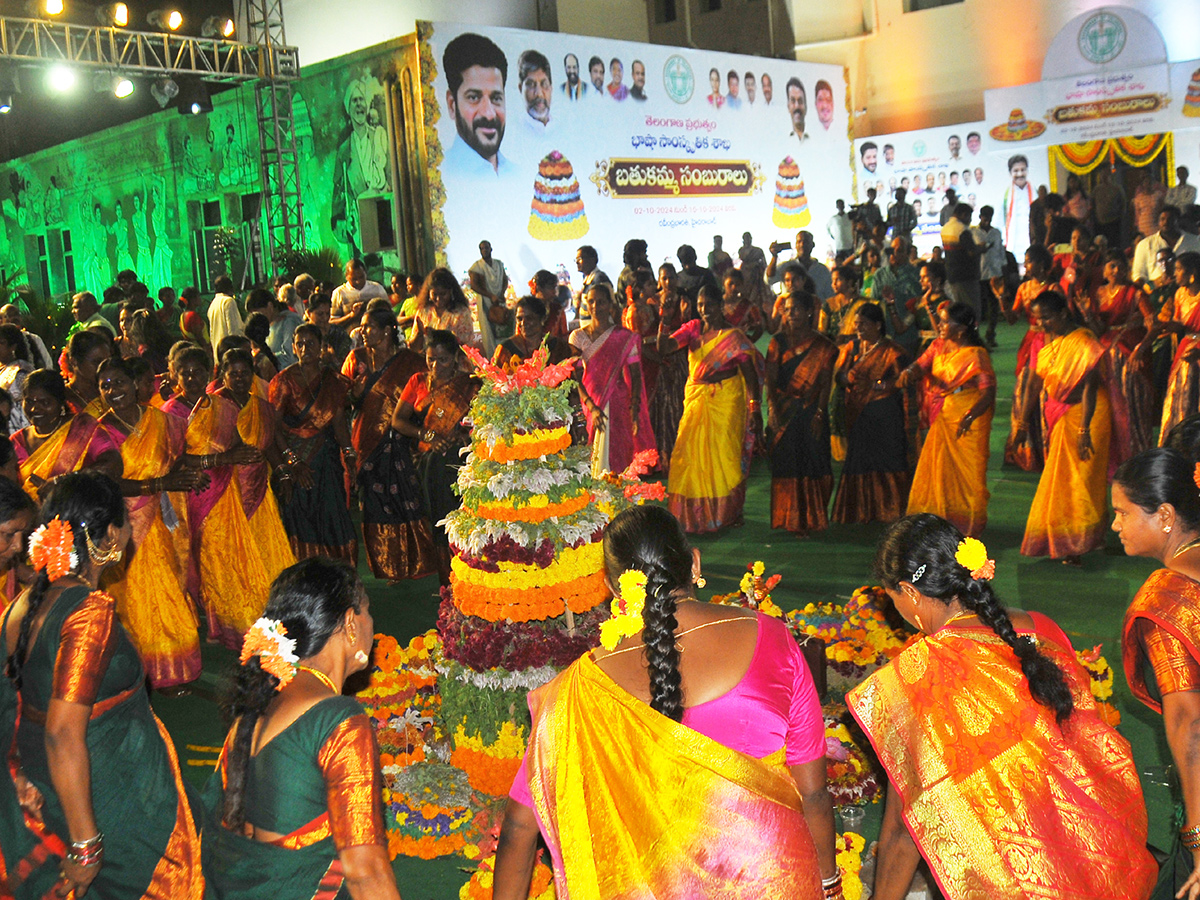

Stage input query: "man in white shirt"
[
  {"left": 1132, "top": 206, "right": 1200, "bottom": 289},
  {"left": 330, "top": 258, "right": 389, "bottom": 328},
  {"left": 1166, "top": 167, "right": 1197, "bottom": 211},
  {"left": 207, "top": 275, "right": 243, "bottom": 352},
  {"left": 972, "top": 205, "right": 1005, "bottom": 346},
  {"left": 468, "top": 240, "right": 511, "bottom": 356},
  {"left": 826, "top": 200, "right": 854, "bottom": 262}
]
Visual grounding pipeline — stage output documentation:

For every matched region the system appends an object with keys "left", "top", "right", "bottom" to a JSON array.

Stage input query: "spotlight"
[
  {"left": 201, "top": 16, "right": 235, "bottom": 39},
  {"left": 27, "top": 0, "right": 64, "bottom": 16},
  {"left": 178, "top": 81, "right": 212, "bottom": 115},
  {"left": 151, "top": 75, "right": 178, "bottom": 108},
  {"left": 0, "top": 97, "right": 11, "bottom": 115},
  {"left": 113, "top": 75, "right": 134, "bottom": 98},
  {"left": 147, "top": 9, "right": 183, "bottom": 31},
  {"left": 47, "top": 65, "right": 76, "bottom": 93},
  {"left": 96, "top": 3, "right": 129, "bottom": 26}
]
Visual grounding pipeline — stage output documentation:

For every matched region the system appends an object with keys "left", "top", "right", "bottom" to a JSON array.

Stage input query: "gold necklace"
[
  {"left": 1172, "top": 536, "right": 1200, "bottom": 559},
  {"left": 109, "top": 406, "right": 143, "bottom": 435},
  {"left": 32, "top": 415, "right": 66, "bottom": 439},
  {"left": 601, "top": 616, "right": 749, "bottom": 658},
  {"left": 295, "top": 665, "right": 338, "bottom": 693}
]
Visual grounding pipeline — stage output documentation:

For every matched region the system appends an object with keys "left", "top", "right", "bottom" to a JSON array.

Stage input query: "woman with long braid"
[
  {"left": 0, "top": 473, "right": 204, "bottom": 898},
  {"left": 849, "top": 514, "right": 1155, "bottom": 900},
  {"left": 493, "top": 505, "right": 837, "bottom": 900}
]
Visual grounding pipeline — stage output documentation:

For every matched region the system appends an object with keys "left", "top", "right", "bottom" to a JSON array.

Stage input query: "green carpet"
[{"left": 151, "top": 320, "right": 1176, "bottom": 897}]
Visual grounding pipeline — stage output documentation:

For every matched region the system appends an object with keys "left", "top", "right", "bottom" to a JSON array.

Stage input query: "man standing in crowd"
[
  {"left": 1166, "top": 166, "right": 1197, "bottom": 210},
  {"left": 1091, "top": 169, "right": 1125, "bottom": 247},
  {"left": 860, "top": 187, "right": 884, "bottom": 232},
  {"left": 2, "top": 304, "right": 54, "bottom": 369},
  {"left": 573, "top": 245, "right": 611, "bottom": 329},
  {"left": 886, "top": 187, "right": 917, "bottom": 241},
  {"left": 331, "top": 258, "right": 388, "bottom": 328},
  {"left": 767, "top": 231, "right": 832, "bottom": 300},
  {"left": 942, "top": 203, "right": 981, "bottom": 316},
  {"left": 1028, "top": 185, "right": 1049, "bottom": 250},
  {"left": 1002, "top": 155, "right": 1032, "bottom": 262},
  {"left": 293, "top": 273, "right": 315, "bottom": 311},
  {"left": 873, "top": 236, "right": 922, "bottom": 357},
  {"left": 708, "top": 236, "right": 733, "bottom": 279},
  {"left": 560, "top": 53, "right": 586, "bottom": 100},
  {"left": 827, "top": 200, "right": 854, "bottom": 263},
  {"left": 939, "top": 188, "right": 959, "bottom": 226},
  {"left": 676, "top": 245, "right": 720, "bottom": 304},
  {"left": 1132, "top": 206, "right": 1200, "bottom": 289},
  {"left": 973, "top": 205, "right": 1004, "bottom": 346},
  {"left": 443, "top": 32, "right": 512, "bottom": 178},
  {"left": 786, "top": 78, "right": 808, "bottom": 142},
  {"left": 207, "top": 275, "right": 243, "bottom": 351},
  {"left": 469, "top": 240, "right": 511, "bottom": 356},
  {"left": 1132, "top": 172, "right": 1167, "bottom": 240}
]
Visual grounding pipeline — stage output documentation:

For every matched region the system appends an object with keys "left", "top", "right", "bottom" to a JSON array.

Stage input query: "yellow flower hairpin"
[
  {"left": 954, "top": 537, "right": 995, "bottom": 581},
  {"left": 600, "top": 569, "right": 648, "bottom": 650}
]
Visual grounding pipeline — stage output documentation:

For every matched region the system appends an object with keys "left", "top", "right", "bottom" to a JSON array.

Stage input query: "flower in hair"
[
  {"left": 600, "top": 569, "right": 647, "bottom": 651},
  {"left": 28, "top": 518, "right": 77, "bottom": 581},
  {"left": 1193, "top": 461, "right": 1200, "bottom": 493},
  {"left": 954, "top": 537, "right": 995, "bottom": 581},
  {"left": 239, "top": 617, "right": 298, "bottom": 688}
]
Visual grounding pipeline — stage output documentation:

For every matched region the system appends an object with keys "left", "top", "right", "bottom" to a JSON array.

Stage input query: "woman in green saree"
[
  {"left": 1, "top": 472, "right": 204, "bottom": 899},
  {"left": 203, "top": 557, "right": 399, "bottom": 900}
]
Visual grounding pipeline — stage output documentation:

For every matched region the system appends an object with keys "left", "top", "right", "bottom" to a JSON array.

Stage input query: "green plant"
[
  {"left": 272, "top": 247, "right": 344, "bottom": 286},
  {"left": 15, "top": 287, "right": 75, "bottom": 360}
]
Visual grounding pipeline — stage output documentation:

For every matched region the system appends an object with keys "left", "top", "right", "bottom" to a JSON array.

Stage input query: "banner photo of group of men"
[
  {"left": 418, "top": 21, "right": 851, "bottom": 284},
  {"left": 854, "top": 123, "right": 1050, "bottom": 262}
]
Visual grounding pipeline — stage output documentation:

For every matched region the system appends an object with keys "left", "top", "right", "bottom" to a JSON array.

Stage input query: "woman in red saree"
[
  {"left": 269, "top": 324, "right": 357, "bottom": 562},
  {"left": 1001, "top": 246, "right": 1060, "bottom": 471},
  {"left": 1082, "top": 250, "right": 1152, "bottom": 465},
  {"left": 767, "top": 292, "right": 836, "bottom": 535},
  {"left": 1155, "top": 252, "right": 1200, "bottom": 444},
  {"left": 1113, "top": 449, "right": 1200, "bottom": 899},
  {"left": 657, "top": 285, "right": 763, "bottom": 533},
  {"left": 903, "top": 303, "right": 995, "bottom": 538},
  {"left": 850, "top": 514, "right": 1157, "bottom": 900},
  {"left": 830, "top": 304, "right": 911, "bottom": 525},
  {"left": 570, "top": 283, "right": 655, "bottom": 477},
  {"left": 1018, "top": 290, "right": 1112, "bottom": 562},
  {"left": 343, "top": 308, "right": 431, "bottom": 582},
  {"left": 492, "top": 297, "right": 573, "bottom": 375},
  {"left": 494, "top": 505, "right": 836, "bottom": 900}
]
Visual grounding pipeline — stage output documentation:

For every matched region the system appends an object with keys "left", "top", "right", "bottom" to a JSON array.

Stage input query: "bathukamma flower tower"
[{"left": 356, "top": 345, "right": 662, "bottom": 863}]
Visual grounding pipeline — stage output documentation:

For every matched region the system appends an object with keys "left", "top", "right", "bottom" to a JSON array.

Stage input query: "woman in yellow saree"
[
  {"left": 903, "top": 303, "right": 995, "bottom": 537},
  {"left": 657, "top": 285, "right": 763, "bottom": 533},
  {"left": 494, "top": 505, "right": 837, "bottom": 900},
  {"left": 11, "top": 369, "right": 121, "bottom": 499},
  {"left": 1019, "top": 289, "right": 1112, "bottom": 563},
  {"left": 850, "top": 514, "right": 1157, "bottom": 900},
  {"left": 92, "top": 358, "right": 207, "bottom": 689}
]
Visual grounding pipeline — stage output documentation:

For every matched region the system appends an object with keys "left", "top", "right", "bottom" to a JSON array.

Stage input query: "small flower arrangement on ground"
[
  {"left": 1077, "top": 643, "right": 1121, "bottom": 726},
  {"left": 824, "top": 702, "right": 882, "bottom": 808},
  {"left": 710, "top": 560, "right": 784, "bottom": 618}
]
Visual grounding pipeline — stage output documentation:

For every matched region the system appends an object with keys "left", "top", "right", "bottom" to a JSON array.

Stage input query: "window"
[
  {"left": 654, "top": 0, "right": 677, "bottom": 22},
  {"left": 704, "top": 0, "right": 721, "bottom": 10},
  {"left": 61, "top": 230, "right": 75, "bottom": 294},
  {"left": 904, "top": 0, "right": 962, "bottom": 10}
]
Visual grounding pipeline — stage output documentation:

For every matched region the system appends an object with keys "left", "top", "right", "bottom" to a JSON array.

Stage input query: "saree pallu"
[
  {"left": 1004, "top": 328, "right": 1046, "bottom": 471},
  {"left": 202, "top": 697, "right": 384, "bottom": 900},
  {"left": 357, "top": 423, "right": 437, "bottom": 583},
  {"left": 767, "top": 333, "right": 837, "bottom": 534},
  {"left": 100, "top": 408, "right": 200, "bottom": 688},
  {"left": 345, "top": 350, "right": 426, "bottom": 463},
  {"left": 1021, "top": 328, "right": 1111, "bottom": 558},
  {"left": 12, "top": 415, "right": 101, "bottom": 498},
  {"left": 234, "top": 395, "right": 295, "bottom": 585},
  {"left": 906, "top": 346, "right": 995, "bottom": 538},
  {"left": 847, "top": 619, "right": 1157, "bottom": 900},
  {"left": 576, "top": 327, "right": 656, "bottom": 477},
  {"left": 270, "top": 367, "right": 357, "bottom": 563},
  {"left": 186, "top": 395, "right": 272, "bottom": 648},
  {"left": 524, "top": 654, "right": 823, "bottom": 900},
  {"left": 1158, "top": 334, "right": 1200, "bottom": 446},
  {"left": 1090, "top": 284, "right": 1148, "bottom": 471},
  {"left": 9, "top": 587, "right": 204, "bottom": 899},
  {"left": 831, "top": 341, "right": 910, "bottom": 525}
]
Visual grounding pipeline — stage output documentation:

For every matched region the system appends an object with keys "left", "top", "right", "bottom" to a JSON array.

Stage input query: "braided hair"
[
  {"left": 876, "top": 514, "right": 1074, "bottom": 723},
  {"left": 602, "top": 505, "right": 694, "bottom": 722},
  {"left": 5, "top": 473, "right": 126, "bottom": 689},
  {"left": 220, "top": 557, "right": 364, "bottom": 831}
]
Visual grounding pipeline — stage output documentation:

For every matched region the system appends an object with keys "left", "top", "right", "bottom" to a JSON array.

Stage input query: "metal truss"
[{"left": 0, "top": 15, "right": 298, "bottom": 82}]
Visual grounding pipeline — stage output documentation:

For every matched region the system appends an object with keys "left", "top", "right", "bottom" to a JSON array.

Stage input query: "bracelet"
[
  {"left": 821, "top": 872, "right": 843, "bottom": 888},
  {"left": 1182, "top": 824, "right": 1200, "bottom": 851},
  {"left": 66, "top": 832, "right": 104, "bottom": 867},
  {"left": 283, "top": 449, "right": 299, "bottom": 466}
]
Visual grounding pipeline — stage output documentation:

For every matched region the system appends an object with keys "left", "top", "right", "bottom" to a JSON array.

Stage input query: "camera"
[{"left": 769, "top": 240, "right": 790, "bottom": 255}]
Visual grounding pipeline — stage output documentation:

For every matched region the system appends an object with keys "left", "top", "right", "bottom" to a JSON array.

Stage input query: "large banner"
[{"left": 418, "top": 21, "right": 851, "bottom": 284}]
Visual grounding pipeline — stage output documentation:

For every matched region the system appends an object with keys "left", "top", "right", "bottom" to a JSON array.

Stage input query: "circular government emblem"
[
  {"left": 663, "top": 55, "right": 694, "bottom": 104},
  {"left": 1078, "top": 11, "right": 1126, "bottom": 65},
  {"left": 912, "top": 140, "right": 926, "bottom": 157}
]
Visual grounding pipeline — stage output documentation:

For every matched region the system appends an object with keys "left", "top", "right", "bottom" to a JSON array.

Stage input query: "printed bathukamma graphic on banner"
[{"left": 417, "top": 21, "right": 850, "bottom": 283}]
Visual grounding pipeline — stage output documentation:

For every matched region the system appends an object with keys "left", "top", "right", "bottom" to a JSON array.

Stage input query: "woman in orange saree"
[
  {"left": 491, "top": 297, "right": 573, "bottom": 375},
  {"left": 1001, "top": 246, "right": 1060, "bottom": 471},
  {"left": 269, "top": 324, "right": 357, "bottom": 562},
  {"left": 657, "top": 285, "right": 762, "bottom": 533},
  {"left": 1113, "top": 449, "right": 1200, "bottom": 899},
  {"left": 1019, "top": 290, "right": 1112, "bottom": 563},
  {"left": 343, "top": 308, "right": 433, "bottom": 582},
  {"left": 830, "top": 304, "right": 911, "bottom": 525},
  {"left": 218, "top": 350, "right": 296, "bottom": 588},
  {"left": 494, "top": 506, "right": 836, "bottom": 900},
  {"left": 12, "top": 369, "right": 120, "bottom": 499},
  {"left": 92, "top": 358, "right": 206, "bottom": 688},
  {"left": 766, "top": 292, "right": 837, "bottom": 535},
  {"left": 850, "top": 514, "right": 1157, "bottom": 900},
  {"left": 903, "top": 303, "right": 995, "bottom": 538},
  {"left": 1155, "top": 252, "right": 1200, "bottom": 444}
]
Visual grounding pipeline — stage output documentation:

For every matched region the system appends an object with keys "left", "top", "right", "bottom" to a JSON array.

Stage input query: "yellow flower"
[
  {"left": 752, "top": 560, "right": 765, "bottom": 577},
  {"left": 954, "top": 537, "right": 988, "bottom": 573},
  {"left": 617, "top": 569, "right": 648, "bottom": 606},
  {"left": 760, "top": 598, "right": 784, "bottom": 619}
]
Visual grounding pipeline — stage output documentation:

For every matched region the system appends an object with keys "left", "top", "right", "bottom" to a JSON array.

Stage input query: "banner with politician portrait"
[{"left": 417, "top": 21, "right": 850, "bottom": 283}]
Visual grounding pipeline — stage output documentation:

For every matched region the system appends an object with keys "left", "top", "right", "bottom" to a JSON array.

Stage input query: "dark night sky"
[{"left": 0, "top": 0, "right": 241, "bottom": 162}]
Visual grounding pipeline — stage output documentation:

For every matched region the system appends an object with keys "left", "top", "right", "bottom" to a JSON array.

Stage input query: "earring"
[
  {"left": 354, "top": 649, "right": 369, "bottom": 665},
  {"left": 82, "top": 523, "right": 122, "bottom": 565},
  {"left": 1165, "top": 526, "right": 1173, "bottom": 534},
  {"left": 694, "top": 574, "right": 706, "bottom": 589},
  {"left": 914, "top": 612, "right": 928, "bottom": 634}
]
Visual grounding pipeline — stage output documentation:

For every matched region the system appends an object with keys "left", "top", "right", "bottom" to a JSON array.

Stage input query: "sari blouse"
[
  {"left": 12, "top": 414, "right": 110, "bottom": 495},
  {"left": 1160, "top": 286, "right": 1200, "bottom": 333},
  {"left": 269, "top": 366, "right": 351, "bottom": 440},
  {"left": 671, "top": 320, "right": 755, "bottom": 383},
  {"left": 768, "top": 332, "right": 837, "bottom": 407},
  {"left": 1122, "top": 568, "right": 1200, "bottom": 713},
  {"left": 342, "top": 349, "right": 426, "bottom": 461},
  {"left": 912, "top": 340, "right": 995, "bottom": 426},
  {"left": 399, "top": 373, "right": 479, "bottom": 451},
  {"left": 835, "top": 339, "right": 908, "bottom": 429}
]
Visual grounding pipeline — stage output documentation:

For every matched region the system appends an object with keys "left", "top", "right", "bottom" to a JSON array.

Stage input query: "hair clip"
[{"left": 911, "top": 564, "right": 927, "bottom": 583}]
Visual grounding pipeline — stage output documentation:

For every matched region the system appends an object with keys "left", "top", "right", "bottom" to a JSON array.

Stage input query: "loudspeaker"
[
  {"left": 358, "top": 196, "right": 396, "bottom": 253},
  {"left": 241, "top": 192, "right": 263, "bottom": 222}
]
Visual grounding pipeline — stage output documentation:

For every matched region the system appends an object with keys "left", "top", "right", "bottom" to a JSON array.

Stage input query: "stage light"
[
  {"left": 26, "top": 0, "right": 64, "bottom": 17},
  {"left": 150, "top": 75, "right": 178, "bottom": 108},
  {"left": 47, "top": 65, "right": 76, "bottom": 93},
  {"left": 201, "top": 16, "right": 235, "bottom": 39},
  {"left": 0, "top": 97, "right": 11, "bottom": 115},
  {"left": 113, "top": 75, "right": 134, "bottom": 98},
  {"left": 147, "top": 9, "right": 183, "bottom": 31},
  {"left": 178, "top": 80, "right": 212, "bottom": 115},
  {"left": 96, "top": 3, "right": 129, "bottom": 26}
]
